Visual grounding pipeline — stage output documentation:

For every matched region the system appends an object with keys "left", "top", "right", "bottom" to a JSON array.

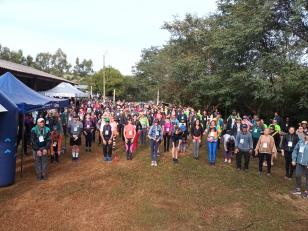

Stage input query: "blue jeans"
[
  {"left": 207, "top": 141, "right": 217, "bottom": 163},
  {"left": 150, "top": 139, "right": 158, "bottom": 161},
  {"left": 139, "top": 128, "right": 147, "bottom": 145}
]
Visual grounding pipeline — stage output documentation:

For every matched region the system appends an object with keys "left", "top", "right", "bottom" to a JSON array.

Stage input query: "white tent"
[
  {"left": 0, "top": 104, "right": 8, "bottom": 112},
  {"left": 40, "top": 82, "right": 89, "bottom": 98}
]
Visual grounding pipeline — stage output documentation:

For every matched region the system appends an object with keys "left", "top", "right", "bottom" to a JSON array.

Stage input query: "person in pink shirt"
[
  {"left": 110, "top": 116, "right": 118, "bottom": 149},
  {"left": 124, "top": 118, "right": 136, "bottom": 160}
]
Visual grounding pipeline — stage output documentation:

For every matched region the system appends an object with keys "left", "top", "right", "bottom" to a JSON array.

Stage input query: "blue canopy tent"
[
  {"left": 0, "top": 89, "right": 18, "bottom": 187},
  {"left": 0, "top": 72, "right": 70, "bottom": 179},
  {"left": 0, "top": 72, "right": 69, "bottom": 113}
]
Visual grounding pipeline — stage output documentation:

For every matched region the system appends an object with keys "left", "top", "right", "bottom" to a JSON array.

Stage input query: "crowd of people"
[{"left": 19, "top": 99, "right": 308, "bottom": 199}]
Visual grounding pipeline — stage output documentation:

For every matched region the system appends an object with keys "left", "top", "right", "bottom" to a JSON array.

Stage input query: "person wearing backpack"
[{"left": 31, "top": 118, "right": 51, "bottom": 180}]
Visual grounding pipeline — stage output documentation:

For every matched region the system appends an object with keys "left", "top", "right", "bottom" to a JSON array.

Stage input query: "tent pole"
[
  {"left": 20, "top": 114, "right": 25, "bottom": 177},
  {"left": 64, "top": 107, "right": 68, "bottom": 154}
]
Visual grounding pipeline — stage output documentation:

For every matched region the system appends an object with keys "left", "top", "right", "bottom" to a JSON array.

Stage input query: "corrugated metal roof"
[{"left": 0, "top": 59, "right": 74, "bottom": 84}]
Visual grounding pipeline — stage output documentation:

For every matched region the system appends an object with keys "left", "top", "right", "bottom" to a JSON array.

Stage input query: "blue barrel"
[{"left": 0, "top": 90, "right": 18, "bottom": 187}]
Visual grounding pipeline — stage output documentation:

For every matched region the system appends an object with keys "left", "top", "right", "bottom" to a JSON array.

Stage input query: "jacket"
[
  {"left": 255, "top": 135, "right": 277, "bottom": 155},
  {"left": 148, "top": 125, "right": 163, "bottom": 141},
  {"left": 292, "top": 140, "right": 308, "bottom": 166},
  {"left": 31, "top": 125, "right": 51, "bottom": 151},
  {"left": 235, "top": 132, "right": 253, "bottom": 151},
  {"left": 281, "top": 133, "right": 299, "bottom": 152}
]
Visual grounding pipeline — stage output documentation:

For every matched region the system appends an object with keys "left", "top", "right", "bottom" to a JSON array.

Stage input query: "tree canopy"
[{"left": 133, "top": 0, "right": 308, "bottom": 120}]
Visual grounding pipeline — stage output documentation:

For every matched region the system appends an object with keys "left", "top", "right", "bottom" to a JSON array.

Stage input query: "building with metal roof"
[{"left": 0, "top": 59, "right": 74, "bottom": 91}]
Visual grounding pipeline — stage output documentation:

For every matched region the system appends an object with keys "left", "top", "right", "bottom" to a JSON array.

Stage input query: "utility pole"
[
  {"left": 103, "top": 54, "right": 106, "bottom": 103},
  {"left": 157, "top": 89, "right": 160, "bottom": 105},
  {"left": 113, "top": 89, "right": 115, "bottom": 105}
]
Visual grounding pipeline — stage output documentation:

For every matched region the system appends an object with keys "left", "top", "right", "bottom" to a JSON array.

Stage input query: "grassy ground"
[{"left": 0, "top": 137, "right": 307, "bottom": 231}]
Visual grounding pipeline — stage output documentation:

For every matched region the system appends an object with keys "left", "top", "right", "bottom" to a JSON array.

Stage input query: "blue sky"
[{"left": 0, "top": 0, "right": 217, "bottom": 75}]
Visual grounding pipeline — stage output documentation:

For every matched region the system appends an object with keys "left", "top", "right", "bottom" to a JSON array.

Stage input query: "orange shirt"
[{"left": 124, "top": 124, "right": 136, "bottom": 139}]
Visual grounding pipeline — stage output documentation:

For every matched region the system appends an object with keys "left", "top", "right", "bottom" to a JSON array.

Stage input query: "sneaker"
[
  {"left": 154, "top": 161, "right": 158, "bottom": 167},
  {"left": 151, "top": 161, "right": 155, "bottom": 166},
  {"left": 267, "top": 173, "right": 271, "bottom": 177},
  {"left": 291, "top": 188, "right": 302, "bottom": 196},
  {"left": 224, "top": 159, "right": 227, "bottom": 163},
  {"left": 302, "top": 191, "right": 308, "bottom": 199},
  {"left": 228, "top": 159, "right": 231, "bottom": 164}
]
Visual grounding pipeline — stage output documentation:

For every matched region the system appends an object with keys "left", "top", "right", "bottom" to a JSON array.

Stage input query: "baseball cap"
[
  {"left": 104, "top": 117, "right": 110, "bottom": 122},
  {"left": 301, "top": 121, "right": 307, "bottom": 124},
  {"left": 37, "top": 118, "right": 44, "bottom": 123},
  {"left": 240, "top": 124, "right": 248, "bottom": 129}
]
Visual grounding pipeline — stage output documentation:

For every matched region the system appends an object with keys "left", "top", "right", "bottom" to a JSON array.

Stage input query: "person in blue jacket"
[
  {"left": 291, "top": 131, "right": 308, "bottom": 198},
  {"left": 148, "top": 119, "right": 163, "bottom": 167}
]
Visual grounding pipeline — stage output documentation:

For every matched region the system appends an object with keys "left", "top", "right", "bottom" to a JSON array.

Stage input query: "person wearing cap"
[
  {"left": 291, "top": 131, "right": 308, "bottom": 198},
  {"left": 100, "top": 117, "right": 113, "bottom": 162},
  {"left": 255, "top": 128, "right": 277, "bottom": 176},
  {"left": 68, "top": 115, "right": 83, "bottom": 161},
  {"left": 281, "top": 127, "right": 299, "bottom": 180},
  {"left": 148, "top": 119, "right": 163, "bottom": 166},
  {"left": 235, "top": 123, "right": 253, "bottom": 171},
  {"left": 31, "top": 118, "right": 51, "bottom": 180},
  {"left": 206, "top": 120, "right": 219, "bottom": 166},
  {"left": 124, "top": 118, "right": 136, "bottom": 160}
]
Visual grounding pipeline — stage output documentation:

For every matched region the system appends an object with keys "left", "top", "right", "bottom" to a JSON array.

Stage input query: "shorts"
[{"left": 70, "top": 136, "right": 81, "bottom": 146}]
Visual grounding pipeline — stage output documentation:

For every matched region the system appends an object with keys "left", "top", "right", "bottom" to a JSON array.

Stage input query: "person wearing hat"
[
  {"left": 255, "top": 128, "right": 277, "bottom": 176},
  {"left": 232, "top": 116, "right": 242, "bottom": 137},
  {"left": 301, "top": 121, "right": 308, "bottom": 133},
  {"left": 148, "top": 118, "right": 163, "bottom": 166},
  {"left": 291, "top": 131, "right": 308, "bottom": 198},
  {"left": 100, "top": 117, "right": 113, "bottom": 162},
  {"left": 68, "top": 115, "right": 83, "bottom": 161},
  {"left": 31, "top": 118, "right": 51, "bottom": 180},
  {"left": 235, "top": 123, "right": 253, "bottom": 171}
]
